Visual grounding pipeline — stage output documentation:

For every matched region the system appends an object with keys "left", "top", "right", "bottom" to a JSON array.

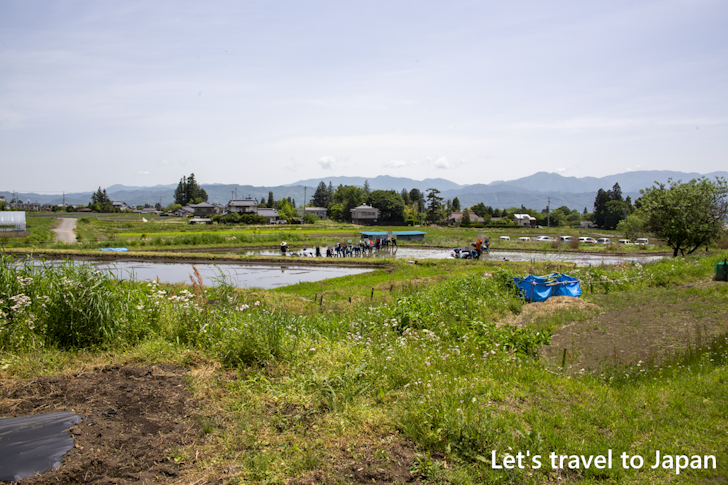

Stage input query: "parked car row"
[{"left": 495, "top": 236, "right": 650, "bottom": 245}]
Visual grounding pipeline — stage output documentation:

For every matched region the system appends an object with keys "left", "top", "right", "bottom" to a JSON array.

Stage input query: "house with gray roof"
[
  {"left": 350, "top": 204, "right": 380, "bottom": 224},
  {"left": 228, "top": 199, "right": 260, "bottom": 214}
]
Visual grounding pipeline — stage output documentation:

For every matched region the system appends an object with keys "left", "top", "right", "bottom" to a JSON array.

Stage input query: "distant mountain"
[
  {"left": 286, "top": 175, "right": 464, "bottom": 193},
  {"left": 4, "top": 170, "right": 726, "bottom": 211}
]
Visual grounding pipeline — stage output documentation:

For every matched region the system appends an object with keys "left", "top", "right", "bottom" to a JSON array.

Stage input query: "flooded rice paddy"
[{"left": 34, "top": 260, "right": 372, "bottom": 289}]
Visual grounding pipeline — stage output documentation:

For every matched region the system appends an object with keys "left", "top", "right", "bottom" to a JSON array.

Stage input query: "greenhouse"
[{"left": 0, "top": 212, "right": 26, "bottom": 231}]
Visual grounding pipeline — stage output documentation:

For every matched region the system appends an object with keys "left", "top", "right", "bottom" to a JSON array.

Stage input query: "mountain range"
[{"left": 3, "top": 170, "right": 726, "bottom": 212}]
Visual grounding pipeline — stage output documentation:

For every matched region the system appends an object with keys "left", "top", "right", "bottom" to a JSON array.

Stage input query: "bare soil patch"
[
  {"left": 0, "top": 364, "right": 210, "bottom": 484},
  {"left": 503, "top": 296, "right": 600, "bottom": 327},
  {"left": 542, "top": 281, "right": 728, "bottom": 370}
]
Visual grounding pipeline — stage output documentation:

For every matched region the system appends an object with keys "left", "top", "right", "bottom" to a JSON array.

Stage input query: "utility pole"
[
  {"left": 547, "top": 197, "right": 550, "bottom": 228},
  {"left": 304, "top": 187, "right": 307, "bottom": 208}
]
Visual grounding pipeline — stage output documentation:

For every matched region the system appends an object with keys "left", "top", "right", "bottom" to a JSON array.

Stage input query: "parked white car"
[
  {"left": 597, "top": 238, "right": 611, "bottom": 244},
  {"left": 559, "top": 236, "right": 573, "bottom": 242},
  {"left": 636, "top": 238, "right": 649, "bottom": 245},
  {"left": 499, "top": 236, "right": 510, "bottom": 241},
  {"left": 579, "top": 237, "right": 597, "bottom": 244},
  {"left": 618, "top": 239, "right": 633, "bottom": 245},
  {"left": 534, "top": 236, "right": 553, "bottom": 242},
  {"left": 518, "top": 237, "right": 531, "bottom": 242}
]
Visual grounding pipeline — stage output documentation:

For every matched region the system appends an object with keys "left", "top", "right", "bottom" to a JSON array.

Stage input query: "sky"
[{"left": 1, "top": 0, "right": 727, "bottom": 193}]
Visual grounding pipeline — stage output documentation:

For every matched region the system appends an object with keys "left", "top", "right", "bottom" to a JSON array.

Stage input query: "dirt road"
[{"left": 53, "top": 217, "right": 77, "bottom": 243}]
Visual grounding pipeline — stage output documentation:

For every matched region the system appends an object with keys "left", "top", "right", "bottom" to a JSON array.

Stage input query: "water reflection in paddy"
[{"left": 40, "top": 260, "right": 372, "bottom": 289}]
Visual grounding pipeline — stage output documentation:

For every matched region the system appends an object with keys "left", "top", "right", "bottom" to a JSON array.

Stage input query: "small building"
[
  {"left": 190, "top": 202, "right": 216, "bottom": 217},
  {"left": 0, "top": 211, "right": 26, "bottom": 231},
  {"left": 228, "top": 199, "right": 259, "bottom": 214},
  {"left": 297, "top": 207, "right": 328, "bottom": 219},
  {"left": 350, "top": 204, "right": 380, "bottom": 224},
  {"left": 112, "top": 201, "right": 131, "bottom": 211},
  {"left": 513, "top": 214, "right": 537, "bottom": 228},
  {"left": 358, "top": 230, "right": 427, "bottom": 241},
  {"left": 579, "top": 221, "right": 596, "bottom": 228},
  {"left": 174, "top": 206, "right": 195, "bottom": 217},
  {"left": 257, "top": 208, "right": 280, "bottom": 224},
  {"left": 446, "top": 212, "right": 484, "bottom": 225}
]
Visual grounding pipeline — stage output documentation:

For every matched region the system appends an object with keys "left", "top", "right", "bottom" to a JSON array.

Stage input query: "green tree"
[
  {"left": 174, "top": 174, "right": 208, "bottom": 206},
  {"left": 330, "top": 185, "right": 366, "bottom": 222},
  {"left": 312, "top": 181, "right": 329, "bottom": 207},
  {"left": 90, "top": 187, "right": 113, "bottom": 212},
  {"left": 471, "top": 203, "right": 492, "bottom": 218},
  {"left": 603, "top": 200, "right": 627, "bottom": 230},
  {"left": 400, "top": 188, "right": 411, "bottom": 205},
  {"left": 275, "top": 198, "right": 296, "bottom": 220},
  {"left": 460, "top": 208, "right": 471, "bottom": 227},
  {"left": 425, "top": 188, "right": 443, "bottom": 223},
  {"left": 367, "top": 190, "right": 405, "bottom": 221},
  {"left": 637, "top": 177, "right": 728, "bottom": 256},
  {"left": 616, "top": 213, "right": 648, "bottom": 242},
  {"left": 363, "top": 179, "right": 371, "bottom": 195},
  {"left": 267, "top": 191, "right": 275, "bottom": 208},
  {"left": 452, "top": 197, "right": 461, "bottom": 211}
]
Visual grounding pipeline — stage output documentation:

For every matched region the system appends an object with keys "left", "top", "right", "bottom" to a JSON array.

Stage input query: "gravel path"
[{"left": 53, "top": 217, "right": 77, "bottom": 243}]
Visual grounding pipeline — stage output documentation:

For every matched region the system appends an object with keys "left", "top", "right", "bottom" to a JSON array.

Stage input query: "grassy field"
[{"left": 1, "top": 249, "right": 726, "bottom": 484}]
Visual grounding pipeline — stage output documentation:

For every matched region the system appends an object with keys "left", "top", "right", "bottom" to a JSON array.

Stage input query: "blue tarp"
[
  {"left": 98, "top": 248, "right": 129, "bottom": 252},
  {"left": 513, "top": 273, "right": 581, "bottom": 302}
]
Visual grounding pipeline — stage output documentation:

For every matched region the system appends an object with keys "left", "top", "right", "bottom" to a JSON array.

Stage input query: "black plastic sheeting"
[{"left": 0, "top": 411, "right": 81, "bottom": 482}]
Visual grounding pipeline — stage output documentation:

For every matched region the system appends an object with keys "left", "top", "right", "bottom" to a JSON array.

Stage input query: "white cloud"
[
  {"left": 318, "top": 156, "right": 336, "bottom": 170},
  {"left": 160, "top": 160, "right": 170, "bottom": 165},
  {"left": 556, "top": 167, "right": 568, "bottom": 173},
  {"left": 383, "top": 159, "right": 412, "bottom": 168},
  {"left": 434, "top": 157, "right": 450, "bottom": 169}
]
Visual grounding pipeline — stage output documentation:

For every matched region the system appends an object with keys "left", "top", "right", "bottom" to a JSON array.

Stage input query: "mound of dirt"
[
  {"left": 502, "top": 296, "right": 600, "bottom": 327},
  {"left": 519, "top": 296, "right": 600, "bottom": 317},
  {"left": 0, "top": 365, "right": 208, "bottom": 484}
]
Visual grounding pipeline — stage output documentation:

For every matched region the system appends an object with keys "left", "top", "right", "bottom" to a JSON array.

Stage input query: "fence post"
[{"left": 371, "top": 288, "right": 374, "bottom": 299}]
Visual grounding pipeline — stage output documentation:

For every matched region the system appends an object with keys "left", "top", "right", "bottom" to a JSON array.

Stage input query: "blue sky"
[{"left": 1, "top": 0, "right": 726, "bottom": 192}]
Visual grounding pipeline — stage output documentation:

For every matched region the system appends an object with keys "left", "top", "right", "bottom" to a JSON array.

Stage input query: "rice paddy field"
[{"left": 1, "top": 246, "right": 727, "bottom": 484}]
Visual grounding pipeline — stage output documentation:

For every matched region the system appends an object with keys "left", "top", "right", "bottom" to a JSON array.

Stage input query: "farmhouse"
[
  {"left": 446, "top": 212, "right": 484, "bottom": 225},
  {"left": 298, "top": 207, "right": 328, "bottom": 219},
  {"left": 350, "top": 204, "right": 380, "bottom": 224},
  {"left": 228, "top": 199, "right": 259, "bottom": 214},
  {"left": 514, "top": 213, "right": 537, "bottom": 228},
  {"left": 190, "top": 202, "right": 216, "bottom": 217},
  {"left": 257, "top": 208, "right": 280, "bottom": 224}
]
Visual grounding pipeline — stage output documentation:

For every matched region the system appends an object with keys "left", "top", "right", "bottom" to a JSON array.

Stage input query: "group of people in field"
[
  {"left": 280, "top": 238, "right": 397, "bottom": 258},
  {"left": 451, "top": 236, "right": 490, "bottom": 259}
]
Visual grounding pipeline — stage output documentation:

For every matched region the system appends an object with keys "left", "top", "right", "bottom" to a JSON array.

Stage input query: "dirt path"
[{"left": 53, "top": 217, "right": 77, "bottom": 243}]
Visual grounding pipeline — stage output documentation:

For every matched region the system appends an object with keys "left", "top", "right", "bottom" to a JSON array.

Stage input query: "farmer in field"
[
  {"left": 475, "top": 238, "right": 483, "bottom": 259},
  {"left": 280, "top": 241, "right": 287, "bottom": 256}
]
